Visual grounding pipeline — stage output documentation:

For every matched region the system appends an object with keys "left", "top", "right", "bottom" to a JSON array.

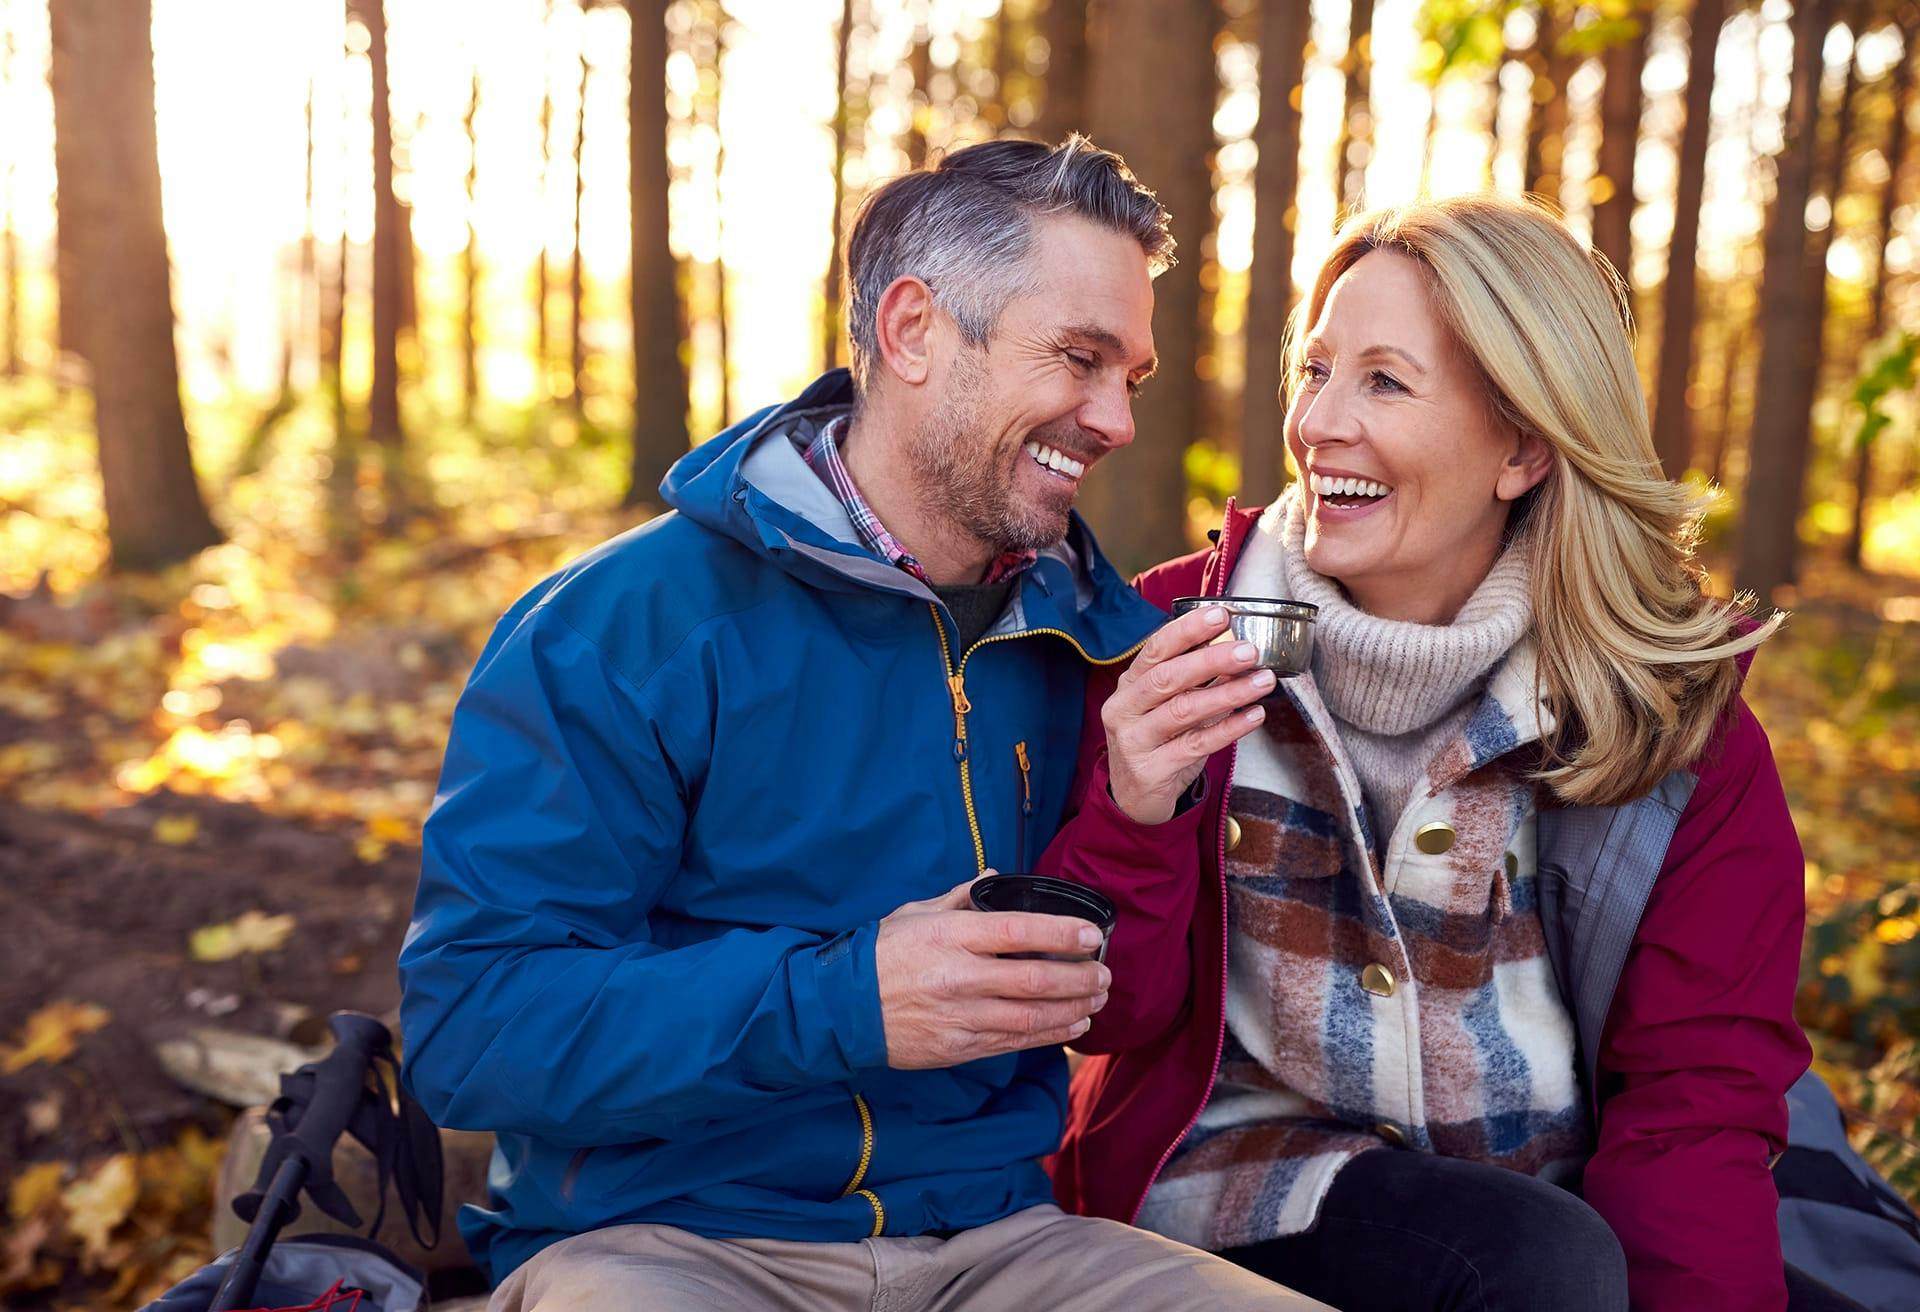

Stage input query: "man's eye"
[{"left": 1066, "top": 352, "right": 1096, "bottom": 371}]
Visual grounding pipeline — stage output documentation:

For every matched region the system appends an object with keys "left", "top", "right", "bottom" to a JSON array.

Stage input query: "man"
[{"left": 399, "top": 136, "right": 1321, "bottom": 1311}]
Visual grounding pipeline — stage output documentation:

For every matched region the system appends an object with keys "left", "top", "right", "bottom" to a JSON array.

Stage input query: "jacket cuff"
[
  {"left": 1089, "top": 752, "right": 1211, "bottom": 847},
  {"left": 802, "top": 920, "right": 891, "bottom": 1074}
]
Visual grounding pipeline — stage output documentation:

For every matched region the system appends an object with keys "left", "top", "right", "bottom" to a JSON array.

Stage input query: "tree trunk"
[
  {"left": 1650, "top": 0, "right": 1727, "bottom": 478},
  {"left": 1333, "top": 0, "right": 1374, "bottom": 210},
  {"left": 1590, "top": 10, "right": 1649, "bottom": 282},
  {"left": 625, "top": 0, "right": 689, "bottom": 505},
  {"left": 823, "top": 0, "right": 855, "bottom": 369},
  {"left": 570, "top": 43, "right": 589, "bottom": 419},
  {"left": 1081, "top": 0, "right": 1217, "bottom": 572},
  {"left": 1847, "top": 19, "right": 1915, "bottom": 568},
  {"left": 463, "top": 70, "right": 481, "bottom": 422},
  {"left": 1734, "top": 0, "right": 1836, "bottom": 600},
  {"left": 709, "top": 5, "right": 731, "bottom": 426},
  {"left": 907, "top": 10, "right": 932, "bottom": 168},
  {"left": 363, "top": 0, "right": 404, "bottom": 450},
  {"left": 991, "top": 0, "right": 1019, "bottom": 128},
  {"left": 1240, "top": 0, "right": 1308, "bottom": 506},
  {"left": 536, "top": 0, "right": 554, "bottom": 400},
  {"left": 47, "top": 0, "right": 221, "bottom": 569},
  {"left": 1525, "top": 3, "right": 1573, "bottom": 199},
  {"left": 3, "top": 18, "right": 18, "bottom": 378},
  {"left": 1035, "top": 0, "right": 1087, "bottom": 142}
]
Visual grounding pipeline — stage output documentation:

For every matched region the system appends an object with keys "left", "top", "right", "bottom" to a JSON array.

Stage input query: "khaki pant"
[{"left": 489, "top": 1204, "right": 1329, "bottom": 1311}]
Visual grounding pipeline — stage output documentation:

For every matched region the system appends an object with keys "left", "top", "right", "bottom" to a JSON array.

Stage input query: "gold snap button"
[
  {"left": 1504, "top": 850, "right": 1519, "bottom": 879},
  {"left": 1413, "top": 822, "right": 1457, "bottom": 855},
  {"left": 1375, "top": 1121, "right": 1409, "bottom": 1148},
  {"left": 1224, "top": 816, "right": 1244, "bottom": 852},
  {"left": 1359, "top": 962, "right": 1396, "bottom": 997}
]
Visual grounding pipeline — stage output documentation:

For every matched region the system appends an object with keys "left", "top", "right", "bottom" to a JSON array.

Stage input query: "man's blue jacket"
[{"left": 397, "top": 369, "right": 1165, "bottom": 1281}]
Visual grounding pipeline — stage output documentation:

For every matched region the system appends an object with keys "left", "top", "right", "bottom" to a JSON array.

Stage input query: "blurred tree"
[
  {"left": 570, "top": 32, "right": 590, "bottom": 419},
  {"left": 908, "top": 4, "right": 932, "bottom": 167},
  {"left": 1240, "top": 0, "right": 1308, "bottom": 505},
  {"left": 626, "top": 0, "right": 689, "bottom": 504},
  {"left": 47, "top": 0, "right": 221, "bottom": 569},
  {"left": 2, "top": 11, "right": 17, "bottom": 378},
  {"left": 359, "top": 0, "right": 406, "bottom": 454},
  {"left": 1035, "top": 0, "right": 1088, "bottom": 141},
  {"left": 1589, "top": 3, "right": 1649, "bottom": 283},
  {"left": 706, "top": 2, "right": 733, "bottom": 425},
  {"left": 1335, "top": 0, "right": 1376, "bottom": 210},
  {"left": 1524, "top": 1, "right": 1573, "bottom": 199},
  {"left": 1737, "top": 0, "right": 1838, "bottom": 599},
  {"left": 1082, "top": 0, "right": 1218, "bottom": 569},
  {"left": 1848, "top": 6, "right": 1916, "bottom": 567},
  {"left": 990, "top": 0, "right": 1022, "bottom": 128},
  {"left": 824, "top": 0, "right": 857, "bottom": 368},
  {"left": 536, "top": 0, "right": 555, "bottom": 401},
  {"left": 462, "top": 68, "right": 481, "bottom": 422},
  {"left": 1651, "top": 0, "right": 1729, "bottom": 477}
]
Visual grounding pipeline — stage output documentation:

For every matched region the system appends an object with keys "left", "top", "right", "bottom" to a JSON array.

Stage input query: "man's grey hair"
[{"left": 843, "top": 135, "right": 1175, "bottom": 396}]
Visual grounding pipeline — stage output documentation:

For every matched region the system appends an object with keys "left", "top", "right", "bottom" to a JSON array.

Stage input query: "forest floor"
[{"left": 2, "top": 381, "right": 1918, "bottom": 1308}]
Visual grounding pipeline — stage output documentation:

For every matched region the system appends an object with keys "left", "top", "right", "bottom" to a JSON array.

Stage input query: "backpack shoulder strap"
[{"left": 1536, "top": 768, "right": 1698, "bottom": 1107}]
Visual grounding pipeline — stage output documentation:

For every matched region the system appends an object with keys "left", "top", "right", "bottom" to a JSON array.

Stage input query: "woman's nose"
[{"left": 1295, "top": 377, "right": 1362, "bottom": 447}]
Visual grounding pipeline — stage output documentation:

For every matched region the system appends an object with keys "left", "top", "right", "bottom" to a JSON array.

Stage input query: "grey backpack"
[{"left": 1776, "top": 1070, "right": 1920, "bottom": 1312}]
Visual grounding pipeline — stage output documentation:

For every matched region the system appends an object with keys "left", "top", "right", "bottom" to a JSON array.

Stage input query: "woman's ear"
[
  {"left": 873, "top": 275, "right": 936, "bottom": 388},
  {"left": 1496, "top": 430, "right": 1553, "bottom": 502}
]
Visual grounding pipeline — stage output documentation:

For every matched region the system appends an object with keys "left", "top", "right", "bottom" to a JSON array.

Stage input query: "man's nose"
[{"left": 1080, "top": 376, "right": 1137, "bottom": 451}]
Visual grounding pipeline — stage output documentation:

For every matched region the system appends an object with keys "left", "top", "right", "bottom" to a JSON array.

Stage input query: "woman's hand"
[{"left": 1104, "top": 605, "right": 1275, "bottom": 825}]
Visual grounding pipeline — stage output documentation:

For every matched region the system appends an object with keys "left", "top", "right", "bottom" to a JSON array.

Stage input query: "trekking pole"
[{"left": 208, "top": 1012, "right": 393, "bottom": 1312}]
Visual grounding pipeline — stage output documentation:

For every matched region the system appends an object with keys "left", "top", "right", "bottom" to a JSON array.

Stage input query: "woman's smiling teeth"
[
  {"left": 1309, "top": 472, "right": 1392, "bottom": 501},
  {"left": 1025, "top": 440, "right": 1085, "bottom": 480}
]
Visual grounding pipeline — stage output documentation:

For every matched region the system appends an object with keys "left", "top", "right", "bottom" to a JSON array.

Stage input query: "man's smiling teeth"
[
  {"left": 1025, "top": 441, "right": 1085, "bottom": 478},
  {"left": 1310, "top": 473, "right": 1392, "bottom": 498}
]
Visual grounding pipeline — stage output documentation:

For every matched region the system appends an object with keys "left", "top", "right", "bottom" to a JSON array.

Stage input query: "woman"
[{"left": 1036, "top": 196, "right": 1838, "bottom": 1310}]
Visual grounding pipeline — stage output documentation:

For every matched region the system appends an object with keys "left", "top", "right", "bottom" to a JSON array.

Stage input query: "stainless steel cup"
[{"left": 1170, "top": 595, "right": 1317, "bottom": 679}]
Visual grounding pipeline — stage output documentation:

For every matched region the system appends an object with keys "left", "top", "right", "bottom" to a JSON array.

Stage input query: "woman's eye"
[
  {"left": 1297, "top": 361, "right": 1329, "bottom": 385},
  {"left": 1369, "top": 370, "right": 1406, "bottom": 394}
]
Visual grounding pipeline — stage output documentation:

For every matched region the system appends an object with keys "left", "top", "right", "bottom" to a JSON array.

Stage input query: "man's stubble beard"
[{"left": 907, "top": 349, "right": 1075, "bottom": 557}]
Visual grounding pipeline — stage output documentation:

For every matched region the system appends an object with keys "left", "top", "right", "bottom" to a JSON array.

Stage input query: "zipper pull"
[
  {"left": 948, "top": 672, "right": 970, "bottom": 761},
  {"left": 1015, "top": 741, "right": 1033, "bottom": 816}
]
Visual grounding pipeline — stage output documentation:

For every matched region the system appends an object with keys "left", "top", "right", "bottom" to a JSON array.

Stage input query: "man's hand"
[
  {"left": 875, "top": 878, "right": 1111, "bottom": 1070},
  {"left": 1104, "top": 604, "right": 1274, "bottom": 825}
]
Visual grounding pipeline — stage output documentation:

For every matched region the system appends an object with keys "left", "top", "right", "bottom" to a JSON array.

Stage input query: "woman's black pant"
[{"left": 1218, "top": 1148, "right": 1865, "bottom": 1312}]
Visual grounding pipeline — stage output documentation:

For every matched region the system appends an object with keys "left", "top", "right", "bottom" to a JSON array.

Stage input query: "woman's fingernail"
[
  {"left": 1246, "top": 705, "right": 1266, "bottom": 722},
  {"left": 1234, "top": 643, "right": 1258, "bottom": 662},
  {"left": 1254, "top": 668, "right": 1277, "bottom": 688}
]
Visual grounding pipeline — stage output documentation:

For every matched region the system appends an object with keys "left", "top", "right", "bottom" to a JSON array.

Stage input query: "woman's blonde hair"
[{"left": 1283, "top": 194, "right": 1780, "bottom": 807}]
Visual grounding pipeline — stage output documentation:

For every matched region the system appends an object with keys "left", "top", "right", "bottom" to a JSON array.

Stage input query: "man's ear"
[
  {"left": 1496, "top": 429, "right": 1553, "bottom": 502},
  {"left": 873, "top": 275, "right": 937, "bottom": 388}
]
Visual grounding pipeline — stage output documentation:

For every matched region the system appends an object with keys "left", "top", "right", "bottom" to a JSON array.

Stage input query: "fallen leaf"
[
  {"left": 1, "top": 1000, "right": 111, "bottom": 1074},
  {"left": 24, "top": 1093, "right": 61, "bottom": 1137},
  {"left": 8, "top": 1162, "right": 65, "bottom": 1221},
  {"left": 151, "top": 813, "right": 200, "bottom": 845},
  {"left": 61, "top": 1154, "right": 137, "bottom": 1261},
  {"left": 0, "top": 1212, "right": 57, "bottom": 1293},
  {"left": 188, "top": 909, "right": 296, "bottom": 962}
]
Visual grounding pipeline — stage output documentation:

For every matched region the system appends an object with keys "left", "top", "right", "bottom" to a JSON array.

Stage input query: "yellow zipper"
[
  {"left": 929, "top": 606, "right": 1149, "bottom": 872},
  {"left": 840, "top": 1092, "right": 874, "bottom": 1194},
  {"left": 840, "top": 1091, "right": 882, "bottom": 1234}
]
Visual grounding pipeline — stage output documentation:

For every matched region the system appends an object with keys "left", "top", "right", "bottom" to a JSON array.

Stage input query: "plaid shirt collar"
[{"left": 802, "top": 415, "right": 1037, "bottom": 587}]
